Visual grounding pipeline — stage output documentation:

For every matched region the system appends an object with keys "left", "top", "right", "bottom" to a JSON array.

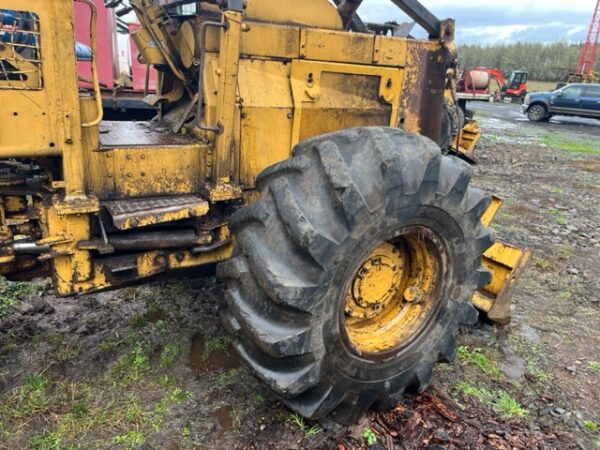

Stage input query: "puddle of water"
[{"left": 189, "top": 333, "right": 240, "bottom": 375}]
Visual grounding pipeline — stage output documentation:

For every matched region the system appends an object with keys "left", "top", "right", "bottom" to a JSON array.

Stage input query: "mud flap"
[{"left": 472, "top": 196, "right": 533, "bottom": 324}]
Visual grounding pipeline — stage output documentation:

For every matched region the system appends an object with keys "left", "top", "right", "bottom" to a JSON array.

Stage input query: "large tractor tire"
[{"left": 218, "top": 127, "right": 494, "bottom": 424}]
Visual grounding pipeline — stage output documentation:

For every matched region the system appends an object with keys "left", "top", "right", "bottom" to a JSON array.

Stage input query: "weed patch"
[
  {"left": 109, "top": 343, "right": 150, "bottom": 383},
  {"left": 0, "top": 277, "right": 44, "bottom": 318},
  {"left": 456, "top": 382, "right": 527, "bottom": 419},
  {"left": 588, "top": 361, "right": 600, "bottom": 373},
  {"left": 535, "top": 258, "right": 554, "bottom": 272},
  {"left": 457, "top": 346, "right": 503, "bottom": 378},
  {"left": 496, "top": 392, "right": 528, "bottom": 419},
  {"left": 159, "top": 343, "right": 181, "bottom": 368},
  {"left": 363, "top": 428, "right": 377, "bottom": 445},
  {"left": 287, "top": 413, "right": 323, "bottom": 438},
  {"left": 217, "top": 368, "right": 245, "bottom": 387},
  {"left": 203, "top": 335, "right": 232, "bottom": 360},
  {"left": 456, "top": 382, "right": 494, "bottom": 404}
]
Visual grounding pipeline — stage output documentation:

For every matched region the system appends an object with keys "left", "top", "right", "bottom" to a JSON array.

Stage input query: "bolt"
[
  {"left": 404, "top": 286, "right": 424, "bottom": 304},
  {"left": 176, "top": 252, "right": 185, "bottom": 262},
  {"left": 154, "top": 254, "right": 167, "bottom": 266}
]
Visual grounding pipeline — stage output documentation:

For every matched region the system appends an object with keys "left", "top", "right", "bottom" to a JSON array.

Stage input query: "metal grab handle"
[
  {"left": 195, "top": 19, "right": 227, "bottom": 134},
  {"left": 75, "top": 0, "right": 104, "bottom": 128}
]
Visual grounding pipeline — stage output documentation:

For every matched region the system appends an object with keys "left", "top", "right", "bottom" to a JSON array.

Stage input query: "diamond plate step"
[{"left": 104, "top": 195, "right": 209, "bottom": 230}]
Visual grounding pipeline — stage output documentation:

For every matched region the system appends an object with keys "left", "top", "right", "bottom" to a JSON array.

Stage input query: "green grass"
[
  {"left": 535, "top": 258, "right": 554, "bottom": 272},
  {"left": 584, "top": 420, "right": 599, "bottom": 432},
  {"left": 540, "top": 133, "right": 600, "bottom": 155},
  {"left": 113, "top": 431, "right": 145, "bottom": 448},
  {"left": 203, "top": 336, "right": 232, "bottom": 360},
  {"left": 0, "top": 277, "right": 44, "bottom": 319},
  {"left": 588, "top": 361, "right": 600, "bottom": 372},
  {"left": 457, "top": 382, "right": 527, "bottom": 420},
  {"left": 548, "top": 209, "right": 568, "bottom": 226},
  {"left": 159, "top": 343, "right": 181, "bottom": 368},
  {"left": 287, "top": 413, "right": 323, "bottom": 438},
  {"left": 558, "top": 291, "right": 573, "bottom": 301},
  {"left": 496, "top": 392, "right": 528, "bottom": 419},
  {"left": 363, "top": 428, "right": 378, "bottom": 445},
  {"left": 528, "top": 366, "right": 552, "bottom": 384},
  {"left": 557, "top": 246, "right": 575, "bottom": 260},
  {"left": 456, "top": 381, "right": 495, "bottom": 404},
  {"left": 108, "top": 343, "right": 150, "bottom": 383},
  {"left": 216, "top": 368, "right": 245, "bottom": 388},
  {"left": 457, "top": 346, "right": 503, "bottom": 378},
  {"left": 527, "top": 80, "right": 557, "bottom": 92}
]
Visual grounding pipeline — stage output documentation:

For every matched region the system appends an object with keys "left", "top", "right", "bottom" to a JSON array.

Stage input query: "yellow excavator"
[{"left": 0, "top": 0, "right": 530, "bottom": 423}]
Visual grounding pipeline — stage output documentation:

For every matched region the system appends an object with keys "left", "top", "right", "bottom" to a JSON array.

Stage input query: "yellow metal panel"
[
  {"left": 244, "top": 0, "right": 343, "bottom": 30},
  {"left": 240, "top": 23, "right": 300, "bottom": 59},
  {"left": 399, "top": 40, "right": 440, "bottom": 135},
  {"left": 290, "top": 60, "right": 404, "bottom": 146},
  {"left": 474, "top": 241, "right": 533, "bottom": 324},
  {"left": 455, "top": 120, "right": 481, "bottom": 162},
  {"left": 238, "top": 59, "right": 294, "bottom": 187},
  {"left": 0, "top": 1, "right": 62, "bottom": 157},
  {"left": 110, "top": 146, "right": 206, "bottom": 198},
  {"left": 301, "top": 29, "right": 375, "bottom": 64},
  {"left": 373, "top": 35, "right": 408, "bottom": 67},
  {"left": 481, "top": 195, "right": 503, "bottom": 227},
  {"left": 212, "top": 11, "right": 243, "bottom": 186}
]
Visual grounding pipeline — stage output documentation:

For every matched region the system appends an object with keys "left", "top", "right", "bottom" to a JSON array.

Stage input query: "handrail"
[
  {"left": 76, "top": 0, "right": 104, "bottom": 128},
  {"left": 195, "top": 19, "right": 226, "bottom": 134}
]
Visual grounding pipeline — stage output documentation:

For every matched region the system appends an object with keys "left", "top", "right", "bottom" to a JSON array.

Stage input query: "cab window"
[
  {"left": 561, "top": 86, "right": 583, "bottom": 98},
  {"left": 583, "top": 86, "right": 600, "bottom": 98},
  {"left": 0, "top": 9, "right": 42, "bottom": 90}
]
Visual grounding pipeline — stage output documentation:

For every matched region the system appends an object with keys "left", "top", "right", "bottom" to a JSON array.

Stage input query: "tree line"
[{"left": 456, "top": 42, "right": 599, "bottom": 82}]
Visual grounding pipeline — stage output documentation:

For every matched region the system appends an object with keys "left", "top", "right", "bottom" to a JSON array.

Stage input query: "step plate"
[{"left": 104, "top": 195, "right": 209, "bottom": 230}]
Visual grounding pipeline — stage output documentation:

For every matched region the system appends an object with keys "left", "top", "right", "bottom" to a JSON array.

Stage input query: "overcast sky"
[{"left": 357, "top": 0, "right": 596, "bottom": 44}]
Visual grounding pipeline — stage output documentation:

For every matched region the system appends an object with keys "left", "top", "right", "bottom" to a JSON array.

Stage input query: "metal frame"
[{"left": 335, "top": 0, "right": 442, "bottom": 38}]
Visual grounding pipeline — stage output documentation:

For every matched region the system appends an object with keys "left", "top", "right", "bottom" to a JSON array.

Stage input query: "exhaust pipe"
[{"left": 12, "top": 242, "right": 51, "bottom": 254}]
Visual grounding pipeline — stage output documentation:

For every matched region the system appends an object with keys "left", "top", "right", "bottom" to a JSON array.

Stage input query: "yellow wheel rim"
[{"left": 343, "top": 228, "right": 444, "bottom": 357}]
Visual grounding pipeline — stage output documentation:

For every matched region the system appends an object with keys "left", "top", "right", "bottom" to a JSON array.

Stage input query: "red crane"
[{"left": 576, "top": 0, "right": 600, "bottom": 79}]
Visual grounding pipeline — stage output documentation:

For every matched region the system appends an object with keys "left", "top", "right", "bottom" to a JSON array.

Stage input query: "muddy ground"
[{"left": 0, "top": 103, "right": 599, "bottom": 450}]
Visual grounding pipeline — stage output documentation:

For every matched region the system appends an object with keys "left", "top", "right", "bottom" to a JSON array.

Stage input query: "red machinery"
[
  {"left": 576, "top": 0, "right": 599, "bottom": 81},
  {"left": 74, "top": 0, "right": 157, "bottom": 116},
  {"left": 457, "top": 68, "right": 529, "bottom": 105},
  {"left": 557, "top": 1, "right": 600, "bottom": 87}
]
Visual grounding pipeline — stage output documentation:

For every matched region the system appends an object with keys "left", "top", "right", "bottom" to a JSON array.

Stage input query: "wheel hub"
[
  {"left": 345, "top": 243, "right": 404, "bottom": 320},
  {"left": 343, "top": 228, "right": 445, "bottom": 357}
]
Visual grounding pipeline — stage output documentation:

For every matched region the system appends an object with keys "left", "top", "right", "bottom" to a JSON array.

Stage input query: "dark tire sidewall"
[{"left": 528, "top": 105, "right": 546, "bottom": 122}]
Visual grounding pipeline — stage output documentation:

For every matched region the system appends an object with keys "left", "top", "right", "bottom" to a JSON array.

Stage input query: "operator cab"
[{"left": 507, "top": 71, "right": 528, "bottom": 91}]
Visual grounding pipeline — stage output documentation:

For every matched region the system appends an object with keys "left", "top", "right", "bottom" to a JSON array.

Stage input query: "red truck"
[
  {"left": 457, "top": 67, "right": 529, "bottom": 106},
  {"left": 74, "top": 0, "right": 157, "bottom": 118}
]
